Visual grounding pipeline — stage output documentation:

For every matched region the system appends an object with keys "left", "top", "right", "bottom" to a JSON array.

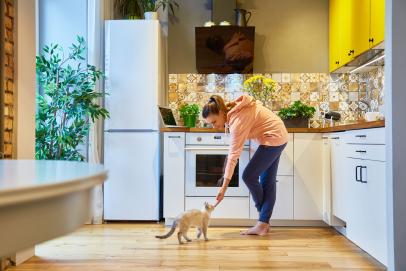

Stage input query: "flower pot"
[
  {"left": 183, "top": 115, "right": 198, "bottom": 128},
  {"left": 282, "top": 118, "right": 309, "bottom": 128},
  {"left": 144, "top": 12, "right": 158, "bottom": 20}
]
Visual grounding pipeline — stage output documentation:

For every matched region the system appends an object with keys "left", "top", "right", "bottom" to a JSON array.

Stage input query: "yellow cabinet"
[
  {"left": 370, "top": 0, "right": 385, "bottom": 46},
  {"left": 329, "top": 0, "right": 351, "bottom": 72},
  {"left": 329, "top": 0, "right": 385, "bottom": 72},
  {"left": 351, "top": 0, "right": 371, "bottom": 58}
]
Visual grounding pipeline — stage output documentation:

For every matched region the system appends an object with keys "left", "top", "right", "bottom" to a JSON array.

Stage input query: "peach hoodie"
[{"left": 223, "top": 94, "right": 288, "bottom": 180}]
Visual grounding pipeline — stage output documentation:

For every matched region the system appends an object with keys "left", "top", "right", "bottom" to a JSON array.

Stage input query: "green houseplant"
[
  {"left": 179, "top": 103, "right": 200, "bottom": 128},
  {"left": 114, "top": 0, "right": 143, "bottom": 19},
  {"left": 243, "top": 75, "right": 277, "bottom": 108},
  {"left": 139, "top": 0, "right": 179, "bottom": 19},
  {"left": 36, "top": 36, "right": 109, "bottom": 161},
  {"left": 278, "top": 101, "right": 316, "bottom": 128}
]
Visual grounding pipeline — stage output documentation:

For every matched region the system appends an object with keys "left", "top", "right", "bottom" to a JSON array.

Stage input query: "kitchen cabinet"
[
  {"left": 346, "top": 157, "right": 387, "bottom": 265},
  {"left": 370, "top": 0, "right": 385, "bottom": 47},
  {"left": 331, "top": 133, "right": 349, "bottom": 222},
  {"left": 329, "top": 0, "right": 385, "bottom": 72},
  {"left": 293, "top": 133, "right": 323, "bottom": 220},
  {"left": 163, "top": 132, "right": 185, "bottom": 218},
  {"left": 249, "top": 134, "right": 294, "bottom": 220},
  {"left": 329, "top": 0, "right": 352, "bottom": 72}
]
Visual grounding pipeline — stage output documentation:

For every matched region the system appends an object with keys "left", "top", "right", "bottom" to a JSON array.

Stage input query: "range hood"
[{"left": 332, "top": 42, "right": 385, "bottom": 73}]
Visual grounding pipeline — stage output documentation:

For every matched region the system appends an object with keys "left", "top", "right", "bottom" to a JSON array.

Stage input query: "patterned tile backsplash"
[{"left": 168, "top": 66, "right": 384, "bottom": 127}]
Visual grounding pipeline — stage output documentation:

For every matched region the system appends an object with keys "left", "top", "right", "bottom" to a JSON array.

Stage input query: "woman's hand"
[{"left": 215, "top": 186, "right": 227, "bottom": 207}]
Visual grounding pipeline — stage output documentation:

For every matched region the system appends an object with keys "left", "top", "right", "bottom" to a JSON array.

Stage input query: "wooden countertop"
[{"left": 160, "top": 120, "right": 385, "bottom": 133}]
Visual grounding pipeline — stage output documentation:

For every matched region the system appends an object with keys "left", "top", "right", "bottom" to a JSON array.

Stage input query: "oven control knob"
[{"left": 197, "top": 137, "right": 202, "bottom": 142}]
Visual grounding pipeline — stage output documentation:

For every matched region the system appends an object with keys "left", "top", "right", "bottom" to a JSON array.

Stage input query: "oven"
[{"left": 185, "top": 133, "right": 250, "bottom": 197}]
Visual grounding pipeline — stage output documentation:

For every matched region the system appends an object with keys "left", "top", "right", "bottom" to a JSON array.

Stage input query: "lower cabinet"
[
  {"left": 185, "top": 197, "right": 249, "bottom": 219},
  {"left": 249, "top": 176, "right": 294, "bottom": 220},
  {"left": 346, "top": 157, "right": 387, "bottom": 265}
]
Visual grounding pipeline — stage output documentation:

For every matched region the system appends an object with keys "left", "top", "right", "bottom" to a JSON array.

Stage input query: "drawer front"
[
  {"left": 185, "top": 197, "right": 249, "bottom": 219},
  {"left": 346, "top": 144, "right": 386, "bottom": 161},
  {"left": 345, "top": 128, "right": 385, "bottom": 145},
  {"left": 249, "top": 176, "right": 294, "bottom": 220},
  {"left": 186, "top": 133, "right": 249, "bottom": 146}
]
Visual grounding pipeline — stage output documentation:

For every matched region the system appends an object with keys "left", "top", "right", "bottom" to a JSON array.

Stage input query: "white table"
[{"left": 0, "top": 160, "right": 107, "bottom": 259}]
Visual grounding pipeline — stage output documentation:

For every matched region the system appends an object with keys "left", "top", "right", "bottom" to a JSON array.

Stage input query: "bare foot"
[{"left": 240, "top": 221, "right": 270, "bottom": 236}]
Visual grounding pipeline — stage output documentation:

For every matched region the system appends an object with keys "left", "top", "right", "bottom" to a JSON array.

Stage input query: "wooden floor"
[{"left": 10, "top": 223, "right": 385, "bottom": 271}]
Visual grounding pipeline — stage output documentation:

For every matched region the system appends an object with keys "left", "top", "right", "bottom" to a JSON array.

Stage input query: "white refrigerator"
[{"left": 103, "top": 20, "right": 165, "bottom": 220}]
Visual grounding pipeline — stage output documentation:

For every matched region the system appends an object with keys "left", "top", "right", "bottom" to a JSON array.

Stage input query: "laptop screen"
[{"left": 159, "top": 107, "right": 177, "bottom": 126}]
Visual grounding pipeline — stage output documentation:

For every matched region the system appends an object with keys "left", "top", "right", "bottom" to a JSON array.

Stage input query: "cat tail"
[{"left": 155, "top": 220, "right": 177, "bottom": 239}]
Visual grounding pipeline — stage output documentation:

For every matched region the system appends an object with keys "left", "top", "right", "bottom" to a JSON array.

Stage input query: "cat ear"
[{"left": 204, "top": 202, "right": 209, "bottom": 210}]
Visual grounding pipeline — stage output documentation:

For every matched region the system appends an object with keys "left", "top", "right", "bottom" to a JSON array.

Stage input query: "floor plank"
[{"left": 9, "top": 223, "right": 386, "bottom": 271}]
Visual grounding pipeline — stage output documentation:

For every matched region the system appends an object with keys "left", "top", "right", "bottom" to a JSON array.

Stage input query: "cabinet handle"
[
  {"left": 335, "top": 61, "right": 339, "bottom": 65},
  {"left": 355, "top": 135, "right": 367, "bottom": 138},
  {"left": 369, "top": 38, "right": 374, "bottom": 43},
  {"left": 214, "top": 136, "right": 222, "bottom": 140},
  {"left": 355, "top": 150, "right": 367, "bottom": 153},
  {"left": 348, "top": 50, "right": 355, "bottom": 56},
  {"left": 331, "top": 137, "right": 340, "bottom": 140},
  {"left": 168, "top": 136, "right": 181, "bottom": 139},
  {"left": 355, "top": 166, "right": 361, "bottom": 182},
  {"left": 360, "top": 166, "right": 367, "bottom": 183}
]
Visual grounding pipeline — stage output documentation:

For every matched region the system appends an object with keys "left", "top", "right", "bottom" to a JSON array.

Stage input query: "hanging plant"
[{"left": 36, "top": 36, "right": 109, "bottom": 161}]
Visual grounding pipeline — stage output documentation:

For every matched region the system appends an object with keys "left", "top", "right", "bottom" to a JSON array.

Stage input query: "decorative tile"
[
  {"left": 281, "top": 73, "right": 291, "bottom": 83},
  {"left": 349, "top": 73, "right": 359, "bottom": 83},
  {"left": 196, "top": 74, "right": 206, "bottom": 84},
  {"left": 329, "top": 91, "right": 339, "bottom": 102},
  {"left": 206, "top": 83, "right": 216, "bottom": 93},
  {"left": 329, "top": 82, "right": 339, "bottom": 92},
  {"left": 319, "top": 73, "right": 330, "bottom": 83},
  {"left": 349, "top": 101, "right": 358, "bottom": 111},
  {"left": 329, "top": 102, "right": 339, "bottom": 111},
  {"left": 187, "top": 74, "right": 197, "bottom": 83},
  {"left": 300, "top": 92, "right": 310, "bottom": 102},
  {"left": 359, "top": 101, "right": 369, "bottom": 111},
  {"left": 339, "top": 101, "right": 349, "bottom": 111},
  {"left": 206, "top": 74, "right": 216, "bottom": 84},
  {"left": 349, "top": 92, "right": 359, "bottom": 102},
  {"left": 309, "top": 82, "right": 318, "bottom": 92},
  {"left": 320, "top": 102, "right": 329, "bottom": 112},
  {"left": 291, "top": 92, "right": 300, "bottom": 101},
  {"left": 308, "top": 73, "right": 319, "bottom": 82},
  {"left": 271, "top": 73, "right": 282, "bottom": 82},
  {"left": 169, "top": 83, "right": 177, "bottom": 93},
  {"left": 310, "top": 92, "right": 320, "bottom": 102},
  {"left": 291, "top": 73, "right": 302, "bottom": 83},
  {"left": 300, "top": 73, "right": 311, "bottom": 82},
  {"left": 348, "top": 82, "right": 359, "bottom": 91},
  {"left": 290, "top": 83, "right": 301, "bottom": 92},
  {"left": 339, "top": 92, "right": 349, "bottom": 102},
  {"left": 177, "top": 83, "right": 187, "bottom": 93},
  {"left": 168, "top": 92, "right": 178, "bottom": 103},
  {"left": 300, "top": 83, "right": 310, "bottom": 93},
  {"left": 339, "top": 82, "right": 349, "bottom": 92},
  {"left": 169, "top": 74, "right": 178, "bottom": 83}
]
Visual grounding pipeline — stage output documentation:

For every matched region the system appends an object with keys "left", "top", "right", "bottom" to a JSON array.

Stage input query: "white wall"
[
  {"left": 386, "top": 0, "right": 406, "bottom": 270},
  {"left": 15, "top": 0, "right": 36, "bottom": 159}
]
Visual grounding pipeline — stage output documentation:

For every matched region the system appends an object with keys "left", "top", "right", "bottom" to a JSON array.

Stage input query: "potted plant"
[
  {"left": 243, "top": 75, "right": 278, "bottom": 108},
  {"left": 114, "top": 0, "right": 143, "bottom": 19},
  {"left": 179, "top": 103, "right": 200, "bottom": 128},
  {"left": 35, "top": 36, "right": 109, "bottom": 161},
  {"left": 139, "top": 0, "right": 179, "bottom": 20},
  {"left": 278, "top": 101, "right": 316, "bottom": 128}
]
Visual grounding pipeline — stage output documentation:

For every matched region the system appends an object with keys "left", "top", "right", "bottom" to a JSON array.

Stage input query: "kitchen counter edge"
[{"left": 160, "top": 120, "right": 385, "bottom": 133}]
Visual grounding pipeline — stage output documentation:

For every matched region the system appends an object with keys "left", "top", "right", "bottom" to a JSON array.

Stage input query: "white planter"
[{"left": 144, "top": 12, "right": 158, "bottom": 20}]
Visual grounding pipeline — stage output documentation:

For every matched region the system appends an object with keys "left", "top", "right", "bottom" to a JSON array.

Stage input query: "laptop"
[{"left": 158, "top": 106, "right": 186, "bottom": 128}]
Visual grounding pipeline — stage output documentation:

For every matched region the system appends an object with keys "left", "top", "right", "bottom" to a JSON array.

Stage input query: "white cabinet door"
[
  {"left": 163, "top": 133, "right": 185, "bottom": 218},
  {"left": 331, "top": 134, "right": 349, "bottom": 222},
  {"left": 321, "top": 134, "right": 332, "bottom": 224},
  {"left": 346, "top": 158, "right": 387, "bottom": 265},
  {"left": 249, "top": 176, "right": 293, "bottom": 220},
  {"left": 249, "top": 134, "right": 293, "bottom": 176},
  {"left": 293, "top": 133, "right": 323, "bottom": 220}
]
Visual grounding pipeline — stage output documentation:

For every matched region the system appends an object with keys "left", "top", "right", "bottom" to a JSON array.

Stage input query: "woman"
[{"left": 202, "top": 94, "right": 288, "bottom": 235}]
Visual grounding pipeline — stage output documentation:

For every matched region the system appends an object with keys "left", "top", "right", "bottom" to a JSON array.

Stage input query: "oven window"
[{"left": 196, "top": 155, "right": 239, "bottom": 187}]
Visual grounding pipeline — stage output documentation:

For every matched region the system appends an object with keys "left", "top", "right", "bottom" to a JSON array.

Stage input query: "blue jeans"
[{"left": 242, "top": 143, "right": 287, "bottom": 223}]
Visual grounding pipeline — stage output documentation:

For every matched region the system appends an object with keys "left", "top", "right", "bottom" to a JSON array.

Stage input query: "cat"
[{"left": 155, "top": 202, "right": 215, "bottom": 244}]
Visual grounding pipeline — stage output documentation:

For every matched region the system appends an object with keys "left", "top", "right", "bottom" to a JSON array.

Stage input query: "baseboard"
[{"left": 165, "top": 218, "right": 329, "bottom": 227}]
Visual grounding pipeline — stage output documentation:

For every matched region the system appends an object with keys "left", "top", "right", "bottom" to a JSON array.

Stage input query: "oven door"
[{"left": 185, "top": 146, "right": 250, "bottom": 197}]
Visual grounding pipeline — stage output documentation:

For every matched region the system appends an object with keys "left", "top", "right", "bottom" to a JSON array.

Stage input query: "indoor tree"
[{"left": 36, "top": 36, "right": 109, "bottom": 161}]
